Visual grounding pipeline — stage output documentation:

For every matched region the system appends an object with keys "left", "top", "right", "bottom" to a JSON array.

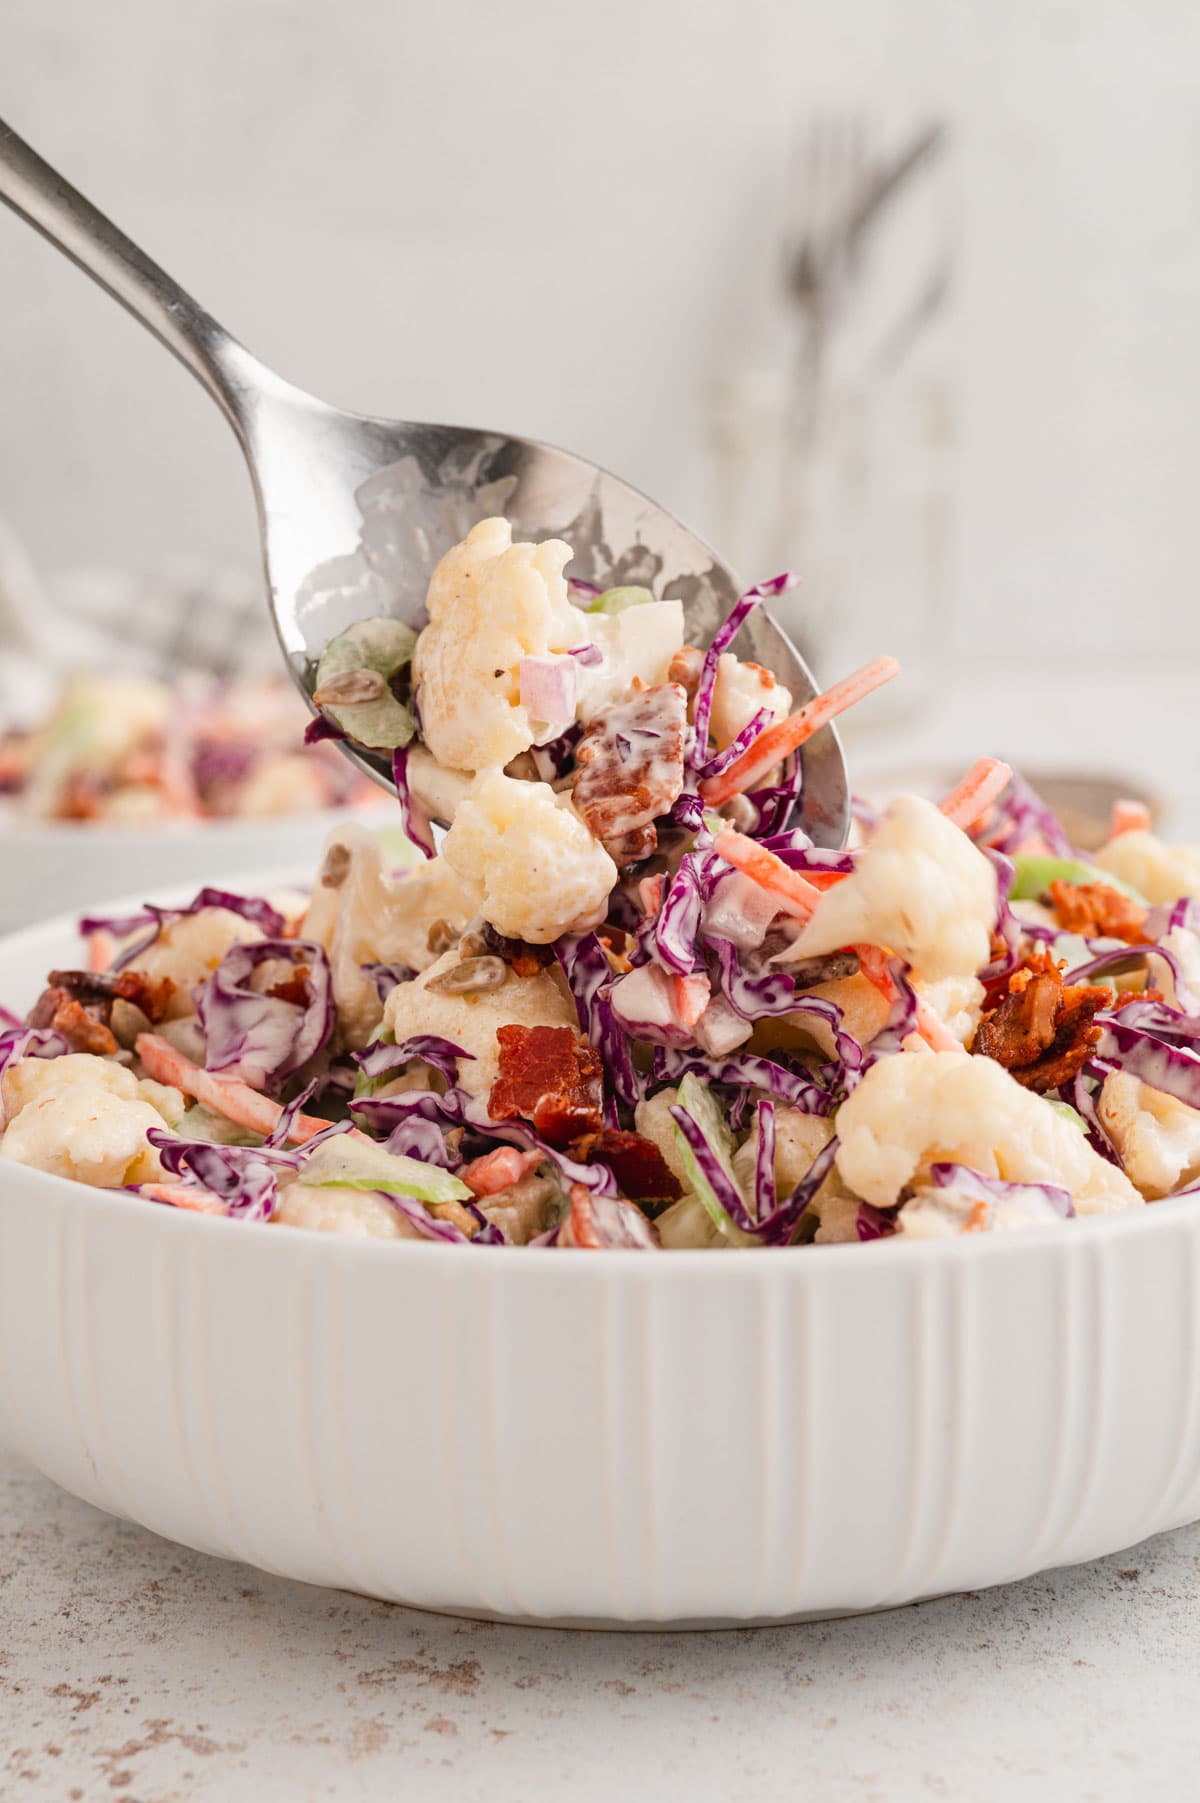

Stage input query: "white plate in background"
[{"left": 0, "top": 803, "right": 400, "bottom": 934}]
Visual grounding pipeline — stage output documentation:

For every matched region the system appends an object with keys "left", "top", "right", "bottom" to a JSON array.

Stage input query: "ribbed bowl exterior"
[{"left": 1, "top": 1170, "right": 1197, "bottom": 1626}]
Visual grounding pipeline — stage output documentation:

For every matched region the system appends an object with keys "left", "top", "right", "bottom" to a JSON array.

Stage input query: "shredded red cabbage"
[
  {"left": 753, "top": 1097, "right": 776, "bottom": 1224},
  {"left": 653, "top": 855, "right": 708, "bottom": 976},
  {"left": 360, "top": 961, "right": 415, "bottom": 1004},
  {"left": 1094, "top": 1015, "right": 1200, "bottom": 1112},
  {"left": 667, "top": 790, "right": 706, "bottom": 833},
  {"left": 555, "top": 933, "right": 639, "bottom": 1112},
  {"left": 81, "top": 888, "right": 287, "bottom": 975},
  {"left": 147, "top": 1128, "right": 297, "bottom": 1221},
  {"left": 928, "top": 1162, "right": 1074, "bottom": 1220},
  {"left": 0, "top": 1026, "right": 70, "bottom": 1078},
  {"left": 690, "top": 572, "right": 797, "bottom": 758},
  {"left": 350, "top": 1084, "right": 617, "bottom": 1195},
  {"left": 304, "top": 714, "right": 347, "bottom": 745},
  {"left": 354, "top": 1033, "right": 473, "bottom": 1083},
  {"left": 972, "top": 770, "right": 1074, "bottom": 858},
  {"left": 198, "top": 939, "right": 333, "bottom": 1094},
  {"left": 691, "top": 706, "right": 771, "bottom": 783},
  {"left": 653, "top": 1046, "right": 835, "bottom": 1114},
  {"left": 391, "top": 745, "right": 435, "bottom": 860},
  {"left": 856, "top": 1201, "right": 897, "bottom": 1242}
]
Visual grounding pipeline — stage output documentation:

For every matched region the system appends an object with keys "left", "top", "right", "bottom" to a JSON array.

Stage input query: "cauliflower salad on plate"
[{"left": 3, "top": 517, "right": 1198, "bottom": 1250}]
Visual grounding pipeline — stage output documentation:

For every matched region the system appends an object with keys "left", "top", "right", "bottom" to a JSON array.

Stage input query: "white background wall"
[{"left": 2, "top": 0, "right": 1198, "bottom": 671}]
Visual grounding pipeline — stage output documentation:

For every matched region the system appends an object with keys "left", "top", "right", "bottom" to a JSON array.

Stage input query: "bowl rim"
[{"left": 0, "top": 867, "right": 1190, "bottom": 1274}]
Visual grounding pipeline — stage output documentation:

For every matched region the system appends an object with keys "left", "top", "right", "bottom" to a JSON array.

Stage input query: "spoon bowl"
[{"left": 0, "top": 117, "right": 849, "bottom": 847}]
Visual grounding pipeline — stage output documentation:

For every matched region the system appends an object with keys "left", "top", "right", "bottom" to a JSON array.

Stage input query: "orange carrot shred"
[
  {"left": 712, "top": 830, "right": 823, "bottom": 919},
  {"left": 938, "top": 758, "right": 1013, "bottom": 832},
  {"left": 87, "top": 929, "right": 115, "bottom": 975},
  {"left": 140, "top": 1182, "right": 231, "bottom": 1216},
  {"left": 700, "top": 656, "right": 901, "bottom": 806},
  {"left": 136, "top": 1032, "right": 344, "bottom": 1145},
  {"left": 1110, "top": 798, "right": 1152, "bottom": 838}
]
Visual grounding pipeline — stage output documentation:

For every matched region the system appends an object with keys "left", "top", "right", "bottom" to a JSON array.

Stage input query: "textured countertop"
[{"left": 2, "top": 1449, "right": 1198, "bottom": 1802}]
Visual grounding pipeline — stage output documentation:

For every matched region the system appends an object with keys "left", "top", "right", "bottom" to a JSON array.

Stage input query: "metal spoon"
[{"left": 0, "top": 116, "right": 849, "bottom": 847}]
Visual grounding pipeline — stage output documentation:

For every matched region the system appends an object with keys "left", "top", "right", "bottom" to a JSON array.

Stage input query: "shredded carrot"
[
  {"left": 1110, "top": 798, "right": 1152, "bottom": 838},
  {"left": 938, "top": 758, "right": 1013, "bottom": 832},
  {"left": 712, "top": 830, "right": 823, "bottom": 919},
  {"left": 461, "top": 1146, "right": 541, "bottom": 1197},
  {"left": 87, "top": 930, "right": 115, "bottom": 975},
  {"left": 700, "top": 656, "right": 901, "bottom": 806},
  {"left": 674, "top": 974, "right": 710, "bottom": 1028},
  {"left": 141, "top": 1182, "right": 231, "bottom": 1216},
  {"left": 637, "top": 875, "right": 666, "bottom": 917},
  {"left": 136, "top": 1032, "right": 343, "bottom": 1144}
]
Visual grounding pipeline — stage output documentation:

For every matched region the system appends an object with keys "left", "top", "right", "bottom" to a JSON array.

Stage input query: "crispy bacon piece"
[
  {"left": 572, "top": 682, "right": 687, "bottom": 866},
  {"left": 1047, "top": 879, "right": 1150, "bottom": 946},
  {"left": 1111, "top": 987, "right": 1165, "bottom": 1010},
  {"left": 26, "top": 986, "right": 118, "bottom": 1055},
  {"left": 111, "top": 970, "right": 176, "bottom": 1024},
  {"left": 570, "top": 1128, "right": 683, "bottom": 1205},
  {"left": 973, "top": 948, "right": 1108, "bottom": 1092},
  {"left": 488, "top": 1024, "right": 604, "bottom": 1147},
  {"left": 41, "top": 966, "right": 176, "bottom": 1026}
]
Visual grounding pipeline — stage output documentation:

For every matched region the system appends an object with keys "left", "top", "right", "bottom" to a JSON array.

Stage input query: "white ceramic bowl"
[
  {"left": 0, "top": 806, "right": 393, "bottom": 934},
  {"left": 1, "top": 892, "right": 1199, "bottom": 1627}
]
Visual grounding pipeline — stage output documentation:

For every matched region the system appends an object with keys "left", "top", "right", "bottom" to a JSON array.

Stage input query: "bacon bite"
[
  {"left": 972, "top": 948, "right": 1108, "bottom": 1092},
  {"left": 572, "top": 682, "right": 687, "bottom": 866},
  {"left": 570, "top": 1128, "right": 682, "bottom": 1204},
  {"left": 1046, "top": 879, "right": 1150, "bottom": 946},
  {"left": 487, "top": 1024, "right": 604, "bottom": 1147}
]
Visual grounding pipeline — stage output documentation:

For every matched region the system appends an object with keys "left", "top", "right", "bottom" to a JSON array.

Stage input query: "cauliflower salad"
[{"left": 2, "top": 518, "right": 1196, "bottom": 1249}]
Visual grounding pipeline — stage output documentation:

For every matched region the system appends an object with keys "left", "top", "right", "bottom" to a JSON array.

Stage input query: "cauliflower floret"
[
  {"left": 576, "top": 602, "right": 685, "bottom": 715},
  {"left": 780, "top": 795, "right": 996, "bottom": 986},
  {"left": 707, "top": 653, "right": 792, "bottom": 752},
  {"left": 125, "top": 908, "right": 266, "bottom": 1020},
  {"left": 302, "top": 824, "right": 482, "bottom": 1047},
  {"left": 1098, "top": 1070, "right": 1200, "bottom": 1200},
  {"left": 412, "top": 518, "right": 591, "bottom": 773},
  {"left": 1094, "top": 830, "right": 1200, "bottom": 906},
  {"left": 405, "top": 745, "right": 475, "bottom": 826},
  {"left": 272, "top": 1181, "right": 421, "bottom": 1239},
  {"left": 918, "top": 973, "right": 985, "bottom": 1046},
  {"left": 835, "top": 1051, "right": 1142, "bottom": 1216},
  {"left": 383, "top": 949, "right": 577, "bottom": 1100},
  {"left": 1, "top": 1054, "right": 184, "bottom": 1188},
  {"left": 442, "top": 769, "right": 617, "bottom": 943}
]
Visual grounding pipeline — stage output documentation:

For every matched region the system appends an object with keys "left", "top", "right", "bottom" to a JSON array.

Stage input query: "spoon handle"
[{"left": 0, "top": 116, "right": 265, "bottom": 437}]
